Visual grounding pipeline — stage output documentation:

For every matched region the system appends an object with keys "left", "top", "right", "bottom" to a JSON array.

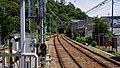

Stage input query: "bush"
[
  {"left": 85, "top": 36, "right": 93, "bottom": 45},
  {"left": 95, "top": 46, "right": 120, "bottom": 56},
  {"left": 79, "top": 36, "right": 93, "bottom": 45},
  {"left": 71, "top": 34, "right": 81, "bottom": 40},
  {"left": 80, "top": 36, "right": 86, "bottom": 42},
  {"left": 76, "top": 36, "right": 80, "bottom": 42},
  {"left": 71, "top": 35, "right": 75, "bottom": 40},
  {"left": 91, "top": 41, "right": 97, "bottom": 47}
]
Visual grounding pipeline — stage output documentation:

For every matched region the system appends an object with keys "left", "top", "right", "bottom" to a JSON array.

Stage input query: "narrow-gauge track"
[
  {"left": 53, "top": 36, "right": 65, "bottom": 68},
  {"left": 58, "top": 34, "right": 105, "bottom": 68},
  {"left": 53, "top": 35, "right": 82, "bottom": 68},
  {"left": 61, "top": 34, "right": 120, "bottom": 68}
]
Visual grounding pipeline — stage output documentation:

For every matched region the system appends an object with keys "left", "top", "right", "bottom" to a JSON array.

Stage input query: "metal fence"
[
  {"left": 0, "top": 53, "right": 38, "bottom": 68},
  {"left": 95, "top": 35, "right": 120, "bottom": 52}
]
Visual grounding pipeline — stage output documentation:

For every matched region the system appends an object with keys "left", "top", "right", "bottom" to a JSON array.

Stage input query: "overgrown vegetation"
[
  {"left": 95, "top": 46, "right": 120, "bottom": 56},
  {"left": 46, "top": 0, "right": 88, "bottom": 34},
  {"left": 0, "top": 0, "right": 88, "bottom": 44},
  {"left": 92, "top": 17, "right": 113, "bottom": 37},
  {"left": 71, "top": 34, "right": 120, "bottom": 56},
  {"left": 0, "top": 0, "right": 36, "bottom": 44},
  {"left": 68, "top": 16, "right": 119, "bottom": 56},
  {"left": 71, "top": 34, "right": 94, "bottom": 46}
]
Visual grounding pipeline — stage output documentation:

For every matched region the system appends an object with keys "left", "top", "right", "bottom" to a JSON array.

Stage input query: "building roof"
[{"left": 101, "top": 16, "right": 120, "bottom": 19}]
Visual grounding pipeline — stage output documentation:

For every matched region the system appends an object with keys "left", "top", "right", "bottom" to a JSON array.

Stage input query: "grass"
[
  {"left": 68, "top": 34, "right": 120, "bottom": 56},
  {"left": 95, "top": 46, "right": 120, "bottom": 56}
]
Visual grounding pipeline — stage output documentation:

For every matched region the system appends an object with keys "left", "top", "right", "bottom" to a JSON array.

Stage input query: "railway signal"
[{"left": 41, "top": 44, "right": 46, "bottom": 57}]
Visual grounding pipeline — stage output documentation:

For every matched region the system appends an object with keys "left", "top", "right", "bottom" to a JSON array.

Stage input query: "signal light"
[{"left": 41, "top": 44, "right": 46, "bottom": 57}]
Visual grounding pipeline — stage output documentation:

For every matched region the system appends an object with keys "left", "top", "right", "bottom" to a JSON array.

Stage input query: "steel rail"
[
  {"left": 53, "top": 36, "right": 65, "bottom": 68},
  {"left": 57, "top": 35, "right": 82, "bottom": 68},
  {"left": 62, "top": 35, "right": 120, "bottom": 67}
]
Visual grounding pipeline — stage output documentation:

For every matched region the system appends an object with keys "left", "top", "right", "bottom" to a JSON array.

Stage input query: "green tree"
[
  {"left": 46, "top": 0, "right": 88, "bottom": 34},
  {"left": 92, "top": 17, "right": 112, "bottom": 36},
  {"left": 0, "top": 1, "right": 20, "bottom": 34}
]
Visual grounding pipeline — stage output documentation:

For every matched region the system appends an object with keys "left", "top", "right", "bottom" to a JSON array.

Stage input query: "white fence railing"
[{"left": 0, "top": 53, "right": 38, "bottom": 68}]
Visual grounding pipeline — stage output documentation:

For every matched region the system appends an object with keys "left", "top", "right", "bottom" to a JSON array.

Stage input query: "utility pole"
[
  {"left": 20, "top": 0, "right": 25, "bottom": 68},
  {"left": 112, "top": 0, "right": 114, "bottom": 32},
  {"left": 28, "top": 0, "right": 31, "bottom": 34}
]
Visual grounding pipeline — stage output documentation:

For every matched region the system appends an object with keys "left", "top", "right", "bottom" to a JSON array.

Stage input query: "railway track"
[
  {"left": 53, "top": 35, "right": 82, "bottom": 68},
  {"left": 61, "top": 34, "right": 120, "bottom": 68},
  {"left": 58, "top": 34, "right": 105, "bottom": 68}
]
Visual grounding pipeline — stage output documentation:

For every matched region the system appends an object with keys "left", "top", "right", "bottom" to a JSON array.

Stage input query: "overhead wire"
[
  {"left": 87, "top": 2, "right": 112, "bottom": 14},
  {"left": 86, "top": 0, "right": 111, "bottom": 13},
  {"left": 86, "top": 0, "right": 120, "bottom": 14},
  {"left": 73, "top": 0, "right": 77, "bottom": 4}
]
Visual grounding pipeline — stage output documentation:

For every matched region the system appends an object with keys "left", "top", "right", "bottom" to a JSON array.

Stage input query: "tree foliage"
[
  {"left": 0, "top": 0, "right": 33, "bottom": 35},
  {"left": 92, "top": 17, "right": 113, "bottom": 36},
  {"left": 0, "top": 0, "right": 88, "bottom": 37},
  {"left": 46, "top": 0, "right": 88, "bottom": 33},
  {"left": 0, "top": 1, "right": 20, "bottom": 35}
]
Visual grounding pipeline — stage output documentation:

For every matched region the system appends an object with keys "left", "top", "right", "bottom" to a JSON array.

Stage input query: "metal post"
[
  {"left": 21, "top": 53, "right": 39, "bottom": 68},
  {"left": 28, "top": 0, "right": 31, "bottom": 34},
  {"left": 40, "top": 0, "right": 46, "bottom": 68},
  {"left": 9, "top": 35, "right": 13, "bottom": 68},
  {"left": 39, "top": 0, "right": 43, "bottom": 67},
  {"left": 20, "top": 0, "right": 25, "bottom": 68},
  {"left": 40, "top": 0, "right": 44, "bottom": 44},
  {"left": 20, "top": 0, "right": 25, "bottom": 53},
  {"left": 24, "top": 56, "right": 26, "bottom": 68},
  {"left": 44, "top": 0, "right": 47, "bottom": 35},
  {"left": 29, "top": 56, "right": 31, "bottom": 68},
  {"left": 111, "top": 0, "right": 114, "bottom": 32},
  {"left": 2, "top": 56, "right": 5, "bottom": 68},
  {"left": 35, "top": 0, "right": 40, "bottom": 56},
  {"left": 31, "top": 0, "right": 34, "bottom": 16},
  {"left": 34, "top": 45, "right": 37, "bottom": 53},
  {"left": 50, "top": 17, "right": 51, "bottom": 34}
]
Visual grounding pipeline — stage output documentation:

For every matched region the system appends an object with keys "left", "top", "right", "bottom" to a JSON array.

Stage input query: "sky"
[{"left": 64, "top": 0, "right": 120, "bottom": 17}]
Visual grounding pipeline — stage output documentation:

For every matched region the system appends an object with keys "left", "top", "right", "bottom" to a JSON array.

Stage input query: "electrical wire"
[
  {"left": 86, "top": 0, "right": 111, "bottom": 13},
  {"left": 87, "top": 3, "right": 111, "bottom": 14},
  {"left": 73, "top": 0, "right": 77, "bottom": 4},
  {"left": 87, "top": 0, "right": 120, "bottom": 14}
]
